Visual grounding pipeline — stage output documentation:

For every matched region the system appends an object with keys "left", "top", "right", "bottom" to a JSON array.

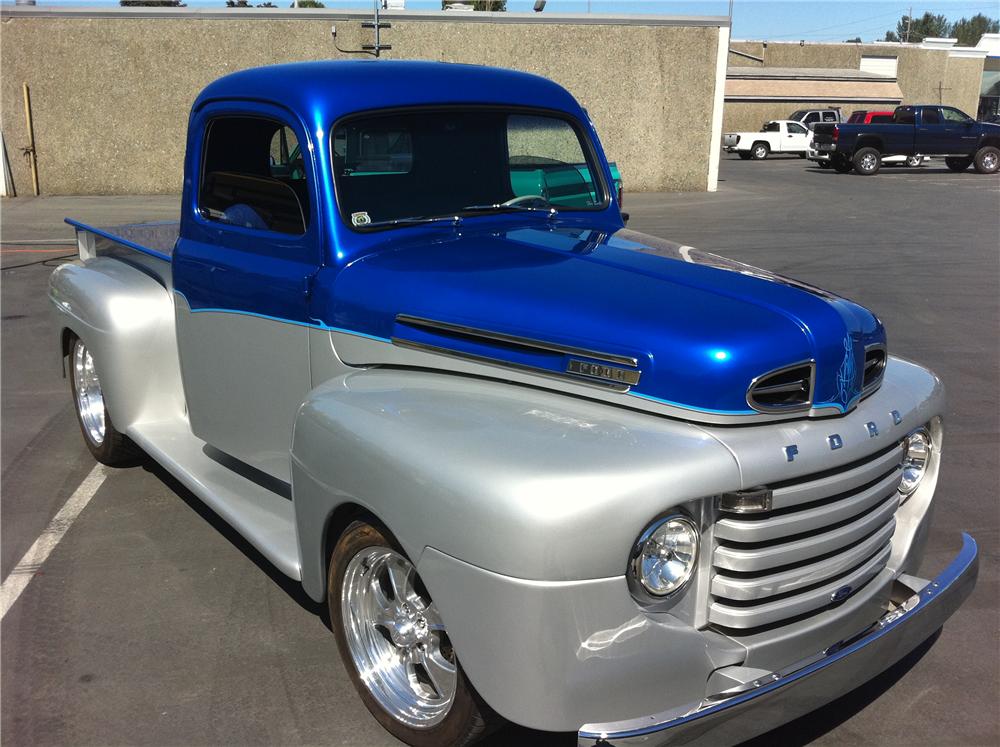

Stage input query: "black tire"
[
  {"left": 973, "top": 145, "right": 1000, "bottom": 174},
  {"left": 328, "top": 520, "right": 501, "bottom": 747},
  {"left": 904, "top": 155, "right": 923, "bottom": 167},
  {"left": 853, "top": 147, "right": 882, "bottom": 175},
  {"left": 738, "top": 152, "right": 752, "bottom": 160},
  {"left": 68, "top": 335, "right": 141, "bottom": 466},
  {"left": 750, "top": 142, "right": 770, "bottom": 160},
  {"left": 832, "top": 155, "right": 853, "bottom": 173},
  {"left": 818, "top": 161, "right": 831, "bottom": 169},
  {"left": 798, "top": 153, "right": 807, "bottom": 159},
  {"left": 945, "top": 157, "right": 972, "bottom": 172}
]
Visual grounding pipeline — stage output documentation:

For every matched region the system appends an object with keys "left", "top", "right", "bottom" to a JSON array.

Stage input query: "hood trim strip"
[{"left": 395, "top": 314, "right": 639, "bottom": 368}]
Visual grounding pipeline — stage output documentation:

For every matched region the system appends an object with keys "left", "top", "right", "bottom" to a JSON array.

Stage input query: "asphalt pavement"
[{"left": 2, "top": 156, "right": 998, "bottom": 746}]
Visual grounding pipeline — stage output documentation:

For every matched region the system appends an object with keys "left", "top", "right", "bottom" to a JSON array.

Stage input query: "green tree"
[
  {"left": 950, "top": 14, "right": 999, "bottom": 46},
  {"left": 845, "top": 36, "right": 862, "bottom": 43},
  {"left": 887, "top": 12, "right": 950, "bottom": 42},
  {"left": 291, "top": 0, "right": 325, "bottom": 6}
]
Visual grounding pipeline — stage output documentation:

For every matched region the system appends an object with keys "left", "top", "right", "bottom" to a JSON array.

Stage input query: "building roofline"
[{"left": 0, "top": 6, "right": 729, "bottom": 26}]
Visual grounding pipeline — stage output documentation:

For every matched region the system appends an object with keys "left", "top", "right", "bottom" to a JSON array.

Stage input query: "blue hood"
[{"left": 318, "top": 223, "right": 885, "bottom": 418}]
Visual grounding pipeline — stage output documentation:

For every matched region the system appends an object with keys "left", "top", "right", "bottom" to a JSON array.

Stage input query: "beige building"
[
  {"left": 723, "top": 39, "right": 987, "bottom": 133},
  {"left": 0, "top": 7, "right": 730, "bottom": 196}
]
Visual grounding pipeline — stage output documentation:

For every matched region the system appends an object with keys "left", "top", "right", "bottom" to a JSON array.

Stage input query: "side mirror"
[{"left": 620, "top": 211, "right": 630, "bottom": 225}]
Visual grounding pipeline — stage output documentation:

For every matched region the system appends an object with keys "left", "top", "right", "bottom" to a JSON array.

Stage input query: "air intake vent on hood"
[
  {"left": 862, "top": 345, "right": 887, "bottom": 396},
  {"left": 747, "top": 362, "right": 815, "bottom": 413}
]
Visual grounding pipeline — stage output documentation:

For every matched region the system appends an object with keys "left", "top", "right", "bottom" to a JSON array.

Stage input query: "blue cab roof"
[{"left": 193, "top": 60, "right": 586, "bottom": 121}]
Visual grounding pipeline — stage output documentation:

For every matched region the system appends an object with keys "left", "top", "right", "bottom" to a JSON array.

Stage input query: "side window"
[
  {"left": 941, "top": 107, "right": 972, "bottom": 123},
  {"left": 787, "top": 122, "right": 808, "bottom": 135},
  {"left": 199, "top": 117, "right": 310, "bottom": 235},
  {"left": 894, "top": 108, "right": 915, "bottom": 125},
  {"left": 763, "top": 122, "right": 780, "bottom": 132},
  {"left": 804, "top": 113, "right": 820, "bottom": 124},
  {"left": 871, "top": 115, "right": 893, "bottom": 123},
  {"left": 822, "top": 112, "right": 837, "bottom": 122},
  {"left": 921, "top": 108, "right": 942, "bottom": 125}
]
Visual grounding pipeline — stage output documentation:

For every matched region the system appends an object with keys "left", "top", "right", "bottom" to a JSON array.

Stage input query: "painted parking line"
[{"left": 0, "top": 464, "right": 107, "bottom": 620}]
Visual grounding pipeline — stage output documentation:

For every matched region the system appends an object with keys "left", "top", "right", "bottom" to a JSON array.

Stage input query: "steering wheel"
[{"left": 502, "top": 195, "right": 550, "bottom": 209}]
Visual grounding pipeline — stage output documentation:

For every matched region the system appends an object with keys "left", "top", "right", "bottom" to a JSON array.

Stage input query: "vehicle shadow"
[{"left": 139, "top": 458, "right": 328, "bottom": 624}]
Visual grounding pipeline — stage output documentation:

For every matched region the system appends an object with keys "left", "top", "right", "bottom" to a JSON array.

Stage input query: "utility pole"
[{"left": 905, "top": 7, "right": 912, "bottom": 43}]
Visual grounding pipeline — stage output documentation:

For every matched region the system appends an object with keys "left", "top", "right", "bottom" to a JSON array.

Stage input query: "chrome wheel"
[
  {"left": 860, "top": 153, "right": 878, "bottom": 171},
  {"left": 983, "top": 152, "right": 998, "bottom": 171},
  {"left": 341, "top": 547, "right": 457, "bottom": 728},
  {"left": 73, "top": 340, "right": 106, "bottom": 446}
]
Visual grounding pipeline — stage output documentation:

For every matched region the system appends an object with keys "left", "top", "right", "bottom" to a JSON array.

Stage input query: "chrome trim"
[
  {"left": 390, "top": 338, "right": 632, "bottom": 393},
  {"left": 394, "top": 314, "right": 639, "bottom": 367},
  {"left": 861, "top": 342, "right": 887, "bottom": 398},
  {"left": 627, "top": 514, "right": 700, "bottom": 601},
  {"left": 746, "top": 360, "right": 816, "bottom": 414},
  {"left": 579, "top": 533, "right": 978, "bottom": 746},
  {"left": 566, "top": 359, "right": 641, "bottom": 386}
]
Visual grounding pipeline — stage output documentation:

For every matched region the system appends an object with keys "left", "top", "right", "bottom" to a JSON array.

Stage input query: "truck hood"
[{"left": 320, "top": 223, "right": 885, "bottom": 420}]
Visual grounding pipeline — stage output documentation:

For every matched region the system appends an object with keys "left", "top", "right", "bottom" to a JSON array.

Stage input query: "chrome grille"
[{"left": 710, "top": 442, "right": 905, "bottom": 631}]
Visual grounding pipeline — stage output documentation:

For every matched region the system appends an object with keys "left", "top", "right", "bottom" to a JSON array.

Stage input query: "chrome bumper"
[{"left": 578, "top": 533, "right": 978, "bottom": 747}]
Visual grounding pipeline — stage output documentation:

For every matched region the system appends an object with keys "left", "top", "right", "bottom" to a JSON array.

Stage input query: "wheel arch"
[
  {"left": 978, "top": 136, "right": 1000, "bottom": 150},
  {"left": 855, "top": 135, "right": 883, "bottom": 152}
]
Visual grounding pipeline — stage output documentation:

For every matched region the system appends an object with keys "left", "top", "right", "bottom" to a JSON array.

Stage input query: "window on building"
[
  {"left": 199, "top": 117, "right": 310, "bottom": 235},
  {"left": 860, "top": 55, "right": 898, "bottom": 78}
]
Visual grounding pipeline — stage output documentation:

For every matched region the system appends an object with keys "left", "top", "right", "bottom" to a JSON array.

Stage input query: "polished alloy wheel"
[
  {"left": 983, "top": 152, "right": 998, "bottom": 171},
  {"left": 341, "top": 547, "right": 457, "bottom": 728},
  {"left": 73, "top": 340, "right": 106, "bottom": 445},
  {"left": 860, "top": 153, "right": 878, "bottom": 171}
]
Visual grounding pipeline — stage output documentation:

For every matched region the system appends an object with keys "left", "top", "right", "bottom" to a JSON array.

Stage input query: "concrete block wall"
[{"left": 0, "top": 8, "right": 728, "bottom": 196}]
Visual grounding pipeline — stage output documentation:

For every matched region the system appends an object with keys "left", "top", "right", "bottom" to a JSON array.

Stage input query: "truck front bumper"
[{"left": 579, "top": 533, "right": 978, "bottom": 746}]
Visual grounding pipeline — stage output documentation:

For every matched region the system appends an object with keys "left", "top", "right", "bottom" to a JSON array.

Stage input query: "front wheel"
[
  {"left": 973, "top": 145, "right": 1000, "bottom": 174},
  {"left": 69, "top": 336, "right": 140, "bottom": 466},
  {"left": 329, "top": 520, "right": 499, "bottom": 746},
  {"left": 817, "top": 160, "right": 831, "bottom": 169},
  {"left": 750, "top": 142, "right": 770, "bottom": 160},
  {"left": 853, "top": 147, "right": 882, "bottom": 175},
  {"left": 737, "top": 151, "right": 752, "bottom": 160},
  {"left": 945, "top": 157, "right": 972, "bottom": 172}
]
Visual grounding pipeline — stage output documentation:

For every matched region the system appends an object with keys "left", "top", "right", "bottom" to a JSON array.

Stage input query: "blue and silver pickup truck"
[
  {"left": 812, "top": 104, "right": 1000, "bottom": 175},
  {"left": 51, "top": 61, "right": 977, "bottom": 746}
]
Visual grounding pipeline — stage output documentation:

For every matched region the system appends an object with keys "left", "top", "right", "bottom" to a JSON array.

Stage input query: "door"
[
  {"left": 915, "top": 107, "right": 947, "bottom": 155},
  {"left": 940, "top": 107, "right": 979, "bottom": 155},
  {"left": 173, "top": 105, "right": 321, "bottom": 481},
  {"left": 783, "top": 122, "right": 810, "bottom": 152}
]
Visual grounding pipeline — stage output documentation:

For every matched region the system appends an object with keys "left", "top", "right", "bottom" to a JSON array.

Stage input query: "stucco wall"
[
  {"left": 724, "top": 42, "right": 984, "bottom": 133},
  {"left": 0, "top": 9, "right": 725, "bottom": 196}
]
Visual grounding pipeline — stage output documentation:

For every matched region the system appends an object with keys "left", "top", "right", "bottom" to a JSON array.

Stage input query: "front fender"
[{"left": 290, "top": 368, "right": 740, "bottom": 602}]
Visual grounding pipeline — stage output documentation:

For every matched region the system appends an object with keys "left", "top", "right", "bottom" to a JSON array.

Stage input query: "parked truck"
[
  {"left": 722, "top": 119, "right": 811, "bottom": 159},
  {"left": 52, "top": 61, "right": 977, "bottom": 747},
  {"left": 812, "top": 104, "right": 1000, "bottom": 175}
]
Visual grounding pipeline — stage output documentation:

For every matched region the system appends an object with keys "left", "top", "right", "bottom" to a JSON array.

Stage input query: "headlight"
[
  {"left": 630, "top": 515, "right": 699, "bottom": 597},
  {"left": 899, "top": 427, "right": 932, "bottom": 499}
]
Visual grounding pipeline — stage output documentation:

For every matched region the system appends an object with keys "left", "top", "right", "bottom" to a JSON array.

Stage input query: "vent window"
[
  {"left": 747, "top": 363, "right": 814, "bottom": 413},
  {"left": 862, "top": 347, "right": 887, "bottom": 395}
]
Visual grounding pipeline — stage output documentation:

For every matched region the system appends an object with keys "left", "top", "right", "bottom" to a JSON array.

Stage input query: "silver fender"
[{"left": 49, "top": 258, "right": 186, "bottom": 432}]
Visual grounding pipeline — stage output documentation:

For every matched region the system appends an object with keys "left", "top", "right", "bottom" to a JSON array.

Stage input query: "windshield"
[{"left": 331, "top": 108, "right": 607, "bottom": 230}]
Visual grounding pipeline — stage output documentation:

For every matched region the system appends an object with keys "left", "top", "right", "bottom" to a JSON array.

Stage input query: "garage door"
[{"left": 860, "top": 56, "right": 898, "bottom": 78}]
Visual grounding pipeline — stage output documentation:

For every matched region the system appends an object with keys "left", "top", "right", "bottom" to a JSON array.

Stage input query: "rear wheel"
[
  {"left": 738, "top": 152, "right": 752, "bottom": 160},
  {"left": 945, "top": 157, "right": 972, "bottom": 172},
  {"left": 818, "top": 161, "right": 831, "bottom": 170},
  {"left": 69, "top": 336, "right": 140, "bottom": 466},
  {"left": 832, "top": 155, "right": 853, "bottom": 173},
  {"left": 973, "top": 146, "right": 1000, "bottom": 174},
  {"left": 853, "top": 147, "right": 881, "bottom": 175},
  {"left": 329, "top": 520, "right": 500, "bottom": 746},
  {"left": 750, "top": 142, "right": 769, "bottom": 160}
]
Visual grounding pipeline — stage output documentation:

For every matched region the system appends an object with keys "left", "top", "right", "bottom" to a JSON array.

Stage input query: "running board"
[{"left": 128, "top": 420, "right": 301, "bottom": 580}]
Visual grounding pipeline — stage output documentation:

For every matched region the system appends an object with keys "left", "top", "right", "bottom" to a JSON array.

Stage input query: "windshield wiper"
[
  {"left": 461, "top": 203, "right": 559, "bottom": 216},
  {"left": 361, "top": 214, "right": 463, "bottom": 229}
]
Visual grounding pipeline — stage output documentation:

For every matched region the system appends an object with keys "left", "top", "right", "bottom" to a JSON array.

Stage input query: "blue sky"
[{"left": 10, "top": 0, "right": 1000, "bottom": 42}]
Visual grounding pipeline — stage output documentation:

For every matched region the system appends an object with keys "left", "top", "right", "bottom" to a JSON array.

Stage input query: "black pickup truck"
[{"left": 813, "top": 104, "right": 1000, "bottom": 175}]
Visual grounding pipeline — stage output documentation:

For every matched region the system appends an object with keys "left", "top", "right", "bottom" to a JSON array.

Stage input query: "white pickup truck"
[{"left": 723, "top": 120, "right": 811, "bottom": 160}]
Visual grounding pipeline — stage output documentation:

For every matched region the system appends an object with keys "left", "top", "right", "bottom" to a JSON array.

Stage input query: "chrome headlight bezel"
[
  {"left": 628, "top": 514, "right": 700, "bottom": 598},
  {"left": 899, "top": 426, "right": 932, "bottom": 500}
]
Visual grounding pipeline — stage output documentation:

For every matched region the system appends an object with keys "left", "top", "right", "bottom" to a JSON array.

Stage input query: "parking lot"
[{"left": 2, "top": 156, "right": 998, "bottom": 746}]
